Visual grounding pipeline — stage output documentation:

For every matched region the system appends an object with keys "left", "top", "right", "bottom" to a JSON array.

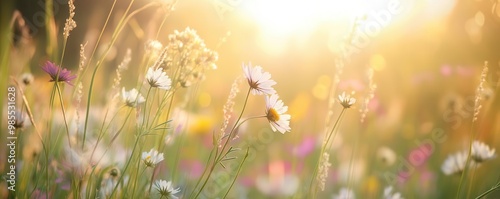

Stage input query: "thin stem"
[
  {"left": 77, "top": 0, "right": 116, "bottom": 86},
  {"left": 60, "top": 38, "right": 68, "bottom": 67},
  {"left": 154, "top": 1, "right": 177, "bottom": 40},
  {"left": 83, "top": 0, "right": 157, "bottom": 149},
  {"left": 132, "top": 166, "right": 147, "bottom": 198},
  {"left": 222, "top": 148, "right": 250, "bottom": 199},
  {"left": 309, "top": 107, "right": 347, "bottom": 197},
  {"left": 55, "top": 83, "right": 72, "bottom": 149},
  {"left": 148, "top": 166, "right": 157, "bottom": 194},
  {"left": 457, "top": 123, "right": 476, "bottom": 199},
  {"left": 156, "top": 90, "right": 175, "bottom": 150},
  {"left": 109, "top": 135, "right": 141, "bottom": 198},
  {"left": 467, "top": 163, "right": 478, "bottom": 199},
  {"left": 220, "top": 115, "right": 265, "bottom": 141},
  {"left": 193, "top": 88, "right": 251, "bottom": 198},
  {"left": 190, "top": 148, "right": 215, "bottom": 196},
  {"left": 325, "top": 108, "right": 346, "bottom": 149},
  {"left": 143, "top": 87, "right": 153, "bottom": 128},
  {"left": 346, "top": 130, "right": 360, "bottom": 198},
  {"left": 218, "top": 88, "right": 252, "bottom": 161},
  {"left": 475, "top": 181, "right": 500, "bottom": 199}
]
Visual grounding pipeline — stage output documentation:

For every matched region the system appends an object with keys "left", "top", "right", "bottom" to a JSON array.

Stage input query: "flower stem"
[
  {"left": 467, "top": 163, "right": 478, "bottom": 199},
  {"left": 457, "top": 123, "right": 476, "bottom": 199},
  {"left": 55, "top": 83, "right": 72, "bottom": 149},
  {"left": 218, "top": 88, "right": 251, "bottom": 161},
  {"left": 148, "top": 166, "right": 158, "bottom": 194},
  {"left": 109, "top": 133, "right": 141, "bottom": 198},
  {"left": 190, "top": 147, "right": 215, "bottom": 197},
  {"left": 131, "top": 166, "right": 147, "bottom": 198},
  {"left": 309, "top": 107, "right": 346, "bottom": 197},
  {"left": 222, "top": 147, "right": 250, "bottom": 199},
  {"left": 193, "top": 88, "right": 251, "bottom": 198},
  {"left": 475, "top": 181, "right": 500, "bottom": 199},
  {"left": 346, "top": 130, "right": 360, "bottom": 198}
]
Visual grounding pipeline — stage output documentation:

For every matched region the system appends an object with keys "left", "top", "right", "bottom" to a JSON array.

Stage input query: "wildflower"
[
  {"left": 338, "top": 92, "right": 356, "bottom": 108},
  {"left": 383, "top": 186, "right": 403, "bottom": 199},
  {"left": 41, "top": 61, "right": 77, "bottom": 85},
  {"left": 243, "top": 63, "right": 277, "bottom": 95},
  {"left": 376, "top": 146, "right": 396, "bottom": 167},
  {"left": 145, "top": 40, "right": 163, "bottom": 57},
  {"left": 317, "top": 152, "right": 331, "bottom": 191},
  {"left": 441, "top": 152, "right": 472, "bottom": 176},
  {"left": 332, "top": 187, "right": 355, "bottom": 199},
  {"left": 146, "top": 67, "right": 172, "bottom": 90},
  {"left": 154, "top": 180, "right": 180, "bottom": 199},
  {"left": 121, "top": 88, "right": 145, "bottom": 107},
  {"left": 21, "top": 73, "right": 34, "bottom": 86},
  {"left": 471, "top": 140, "right": 496, "bottom": 162},
  {"left": 265, "top": 94, "right": 291, "bottom": 133},
  {"left": 141, "top": 149, "right": 164, "bottom": 167},
  {"left": 163, "top": 27, "right": 218, "bottom": 87}
]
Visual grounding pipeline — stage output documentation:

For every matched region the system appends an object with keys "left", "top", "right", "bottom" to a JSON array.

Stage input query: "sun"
[
  {"left": 242, "top": 0, "right": 380, "bottom": 37},
  {"left": 241, "top": 0, "right": 390, "bottom": 55}
]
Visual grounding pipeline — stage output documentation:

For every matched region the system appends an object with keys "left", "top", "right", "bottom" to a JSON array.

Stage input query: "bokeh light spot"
[
  {"left": 198, "top": 92, "right": 211, "bottom": 108},
  {"left": 370, "top": 54, "right": 386, "bottom": 71}
]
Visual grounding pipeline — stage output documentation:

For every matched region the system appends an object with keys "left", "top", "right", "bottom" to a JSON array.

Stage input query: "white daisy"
[
  {"left": 441, "top": 151, "right": 471, "bottom": 176},
  {"left": 265, "top": 94, "right": 291, "bottom": 134},
  {"left": 243, "top": 63, "right": 277, "bottom": 95},
  {"left": 338, "top": 92, "right": 356, "bottom": 108},
  {"left": 471, "top": 140, "right": 496, "bottom": 162},
  {"left": 141, "top": 149, "right": 164, "bottom": 167},
  {"left": 332, "top": 187, "right": 355, "bottom": 199},
  {"left": 154, "top": 180, "right": 180, "bottom": 199},
  {"left": 146, "top": 67, "right": 172, "bottom": 90},
  {"left": 122, "top": 88, "right": 145, "bottom": 107},
  {"left": 383, "top": 186, "right": 403, "bottom": 199}
]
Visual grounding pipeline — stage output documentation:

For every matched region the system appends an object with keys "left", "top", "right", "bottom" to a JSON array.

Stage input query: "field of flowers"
[{"left": 1, "top": 0, "right": 500, "bottom": 198}]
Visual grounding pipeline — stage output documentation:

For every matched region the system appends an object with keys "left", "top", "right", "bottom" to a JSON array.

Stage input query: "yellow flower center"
[
  {"left": 267, "top": 108, "right": 280, "bottom": 122},
  {"left": 144, "top": 155, "right": 152, "bottom": 166}
]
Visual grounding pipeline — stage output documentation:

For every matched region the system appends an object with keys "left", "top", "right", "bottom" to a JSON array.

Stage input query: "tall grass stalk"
[
  {"left": 309, "top": 107, "right": 346, "bottom": 198},
  {"left": 457, "top": 63, "right": 488, "bottom": 199},
  {"left": 83, "top": 0, "right": 159, "bottom": 149}
]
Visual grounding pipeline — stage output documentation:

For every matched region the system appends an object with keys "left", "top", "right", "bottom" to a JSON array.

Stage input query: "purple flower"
[{"left": 41, "top": 61, "right": 77, "bottom": 85}]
